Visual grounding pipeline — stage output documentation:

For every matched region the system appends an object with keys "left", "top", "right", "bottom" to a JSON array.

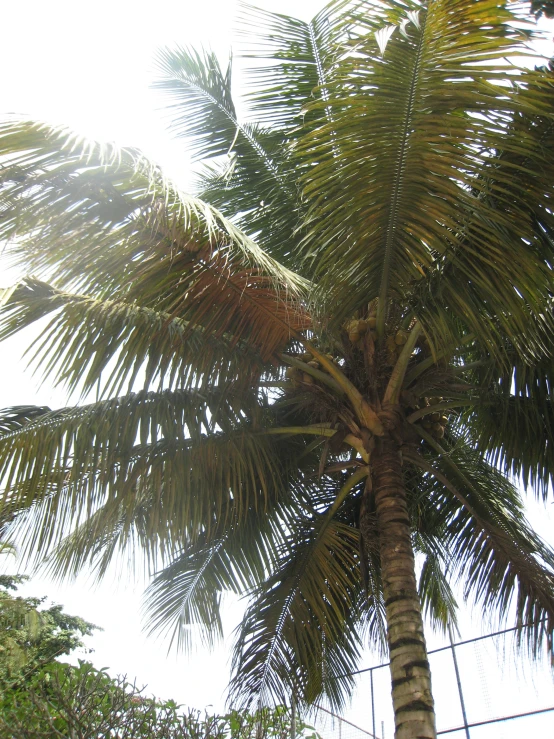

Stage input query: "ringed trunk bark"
[{"left": 372, "top": 436, "right": 436, "bottom": 739}]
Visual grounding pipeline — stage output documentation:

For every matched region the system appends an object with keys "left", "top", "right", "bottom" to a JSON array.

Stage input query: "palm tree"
[{"left": 1, "top": 1, "right": 554, "bottom": 737}]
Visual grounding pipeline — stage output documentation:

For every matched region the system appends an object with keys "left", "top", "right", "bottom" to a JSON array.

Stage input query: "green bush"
[{"left": 0, "top": 659, "right": 318, "bottom": 739}]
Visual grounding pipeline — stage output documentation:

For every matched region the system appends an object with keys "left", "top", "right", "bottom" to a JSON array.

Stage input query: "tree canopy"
[
  {"left": 1, "top": 2, "right": 554, "bottom": 737},
  {"left": 0, "top": 660, "right": 315, "bottom": 739},
  {"left": 0, "top": 575, "right": 96, "bottom": 689}
]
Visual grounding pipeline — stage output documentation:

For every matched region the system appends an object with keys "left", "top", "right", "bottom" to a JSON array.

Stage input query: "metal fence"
[
  {"left": 311, "top": 704, "right": 376, "bottom": 739},
  {"left": 309, "top": 624, "right": 554, "bottom": 739}
]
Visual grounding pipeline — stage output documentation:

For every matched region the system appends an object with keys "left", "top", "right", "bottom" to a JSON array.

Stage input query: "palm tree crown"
[{"left": 1, "top": 2, "right": 554, "bottom": 737}]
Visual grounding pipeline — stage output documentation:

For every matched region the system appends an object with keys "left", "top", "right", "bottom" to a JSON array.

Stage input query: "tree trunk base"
[{"left": 370, "top": 436, "right": 436, "bottom": 739}]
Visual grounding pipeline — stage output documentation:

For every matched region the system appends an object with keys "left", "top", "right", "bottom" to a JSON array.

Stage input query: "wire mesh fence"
[
  {"left": 307, "top": 625, "right": 554, "bottom": 739},
  {"left": 310, "top": 705, "right": 376, "bottom": 739}
]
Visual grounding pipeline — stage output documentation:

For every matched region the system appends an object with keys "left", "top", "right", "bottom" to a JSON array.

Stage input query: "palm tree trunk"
[{"left": 372, "top": 436, "right": 436, "bottom": 739}]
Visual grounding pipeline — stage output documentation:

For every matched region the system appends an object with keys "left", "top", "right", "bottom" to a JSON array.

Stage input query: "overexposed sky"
[
  {"left": 1, "top": 0, "right": 323, "bottom": 188},
  {"left": 1, "top": 1, "right": 554, "bottom": 735}
]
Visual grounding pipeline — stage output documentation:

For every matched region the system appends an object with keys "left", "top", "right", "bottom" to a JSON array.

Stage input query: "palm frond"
[
  {"left": 143, "top": 504, "right": 290, "bottom": 651},
  {"left": 297, "top": 1, "right": 549, "bottom": 337},
  {"left": 406, "top": 461, "right": 460, "bottom": 632},
  {"left": 146, "top": 541, "right": 226, "bottom": 652},
  {"left": 467, "top": 360, "right": 554, "bottom": 500},
  {"left": 0, "top": 389, "right": 303, "bottom": 566},
  {"left": 0, "top": 278, "right": 269, "bottom": 398},
  {"left": 230, "top": 470, "right": 369, "bottom": 710},
  {"left": 153, "top": 47, "right": 296, "bottom": 202},
  {"left": 153, "top": 46, "right": 238, "bottom": 162},
  {"left": 405, "top": 435, "right": 554, "bottom": 657},
  {"left": 154, "top": 43, "right": 305, "bottom": 267},
  {"left": 230, "top": 519, "right": 362, "bottom": 710},
  {"left": 237, "top": 1, "right": 350, "bottom": 131},
  {"left": 0, "top": 121, "right": 310, "bottom": 360},
  {"left": 0, "top": 405, "right": 51, "bottom": 435},
  {"left": 191, "top": 1, "right": 357, "bottom": 267},
  {"left": 415, "top": 61, "right": 554, "bottom": 356},
  {"left": 418, "top": 554, "right": 458, "bottom": 634},
  {"left": 194, "top": 135, "right": 302, "bottom": 268}
]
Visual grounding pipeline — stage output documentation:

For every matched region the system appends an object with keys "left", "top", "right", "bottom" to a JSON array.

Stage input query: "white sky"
[{"left": 1, "top": 1, "right": 554, "bottom": 736}]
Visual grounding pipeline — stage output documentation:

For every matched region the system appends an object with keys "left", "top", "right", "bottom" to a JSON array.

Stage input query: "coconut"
[
  {"left": 285, "top": 367, "right": 297, "bottom": 380},
  {"left": 368, "top": 316, "right": 377, "bottom": 329},
  {"left": 429, "top": 396, "right": 442, "bottom": 405},
  {"left": 349, "top": 331, "right": 361, "bottom": 343},
  {"left": 386, "top": 336, "right": 397, "bottom": 353},
  {"left": 301, "top": 352, "right": 312, "bottom": 362},
  {"left": 307, "top": 360, "right": 319, "bottom": 369},
  {"left": 430, "top": 412, "right": 441, "bottom": 422},
  {"left": 395, "top": 330, "right": 409, "bottom": 346},
  {"left": 302, "top": 373, "right": 314, "bottom": 385},
  {"left": 433, "top": 425, "right": 445, "bottom": 439},
  {"left": 440, "top": 414, "right": 449, "bottom": 424}
]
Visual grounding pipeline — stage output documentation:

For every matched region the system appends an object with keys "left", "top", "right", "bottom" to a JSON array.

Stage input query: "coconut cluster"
[
  {"left": 344, "top": 318, "right": 410, "bottom": 357},
  {"left": 345, "top": 317, "right": 377, "bottom": 343},
  {"left": 419, "top": 397, "right": 449, "bottom": 439}
]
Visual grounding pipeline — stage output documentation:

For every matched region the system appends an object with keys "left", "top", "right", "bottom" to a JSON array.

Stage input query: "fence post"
[
  {"left": 370, "top": 668, "right": 376, "bottom": 739},
  {"left": 448, "top": 624, "right": 470, "bottom": 739}
]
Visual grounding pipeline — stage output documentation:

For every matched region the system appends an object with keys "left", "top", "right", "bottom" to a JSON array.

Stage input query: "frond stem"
[
  {"left": 263, "top": 425, "right": 368, "bottom": 462},
  {"left": 383, "top": 322, "right": 422, "bottom": 405},
  {"left": 279, "top": 355, "right": 345, "bottom": 395},
  {"left": 406, "top": 400, "right": 475, "bottom": 424},
  {"left": 324, "top": 465, "right": 370, "bottom": 520},
  {"left": 376, "top": 12, "right": 427, "bottom": 337},
  {"left": 404, "top": 334, "right": 475, "bottom": 386},
  {"left": 303, "top": 342, "right": 385, "bottom": 436}
]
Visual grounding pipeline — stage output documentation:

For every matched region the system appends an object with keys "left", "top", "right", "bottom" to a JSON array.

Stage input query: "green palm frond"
[
  {"left": 407, "top": 462, "right": 459, "bottom": 632},
  {"left": 194, "top": 134, "right": 302, "bottom": 268},
  {"left": 418, "top": 553, "right": 458, "bottom": 634},
  {"left": 42, "top": 490, "right": 161, "bottom": 582},
  {"left": 0, "top": 278, "right": 269, "bottom": 398},
  {"left": 0, "top": 121, "right": 310, "bottom": 358},
  {"left": 406, "top": 434, "right": 554, "bottom": 656},
  {"left": 230, "top": 470, "right": 368, "bottom": 710},
  {"left": 417, "top": 62, "right": 554, "bottom": 355},
  {"left": 230, "top": 518, "right": 362, "bottom": 710},
  {"left": 153, "top": 46, "right": 238, "bottom": 162},
  {"left": 154, "top": 44, "right": 305, "bottom": 266},
  {"left": 143, "top": 505, "right": 289, "bottom": 651},
  {"left": 297, "top": 1, "right": 550, "bottom": 337},
  {"left": 237, "top": 1, "right": 350, "bottom": 131},
  {"left": 208, "top": 0, "right": 358, "bottom": 266},
  {"left": 468, "top": 361, "right": 554, "bottom": 500},
  {"left": 0, "top": 406, "right": 51, "bottom": 435},
  {"left": 0, "top": 390, "right": 304, "bottom": 564},
  {"left": 153, "top": 46, "right": 295, "bottom": 203},
  {"left": 0, "top": 120, "right": 217, "bottom": 289},
  {"left": 147, "top": 544, "right": 226, "bottom": 652}
]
